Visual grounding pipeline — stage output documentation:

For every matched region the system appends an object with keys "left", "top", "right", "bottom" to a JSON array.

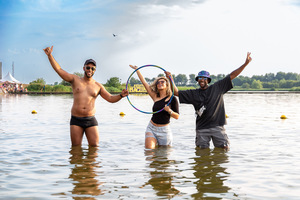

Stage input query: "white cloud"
[
  {"left": 106, "top": 0, "right": 300, "bottom": 78},
  {"left": 8, "top": 49, "right": 20, "bottom": 55},
  {"left": 3, "top": 0, "right": 300, "bottom": 84}
]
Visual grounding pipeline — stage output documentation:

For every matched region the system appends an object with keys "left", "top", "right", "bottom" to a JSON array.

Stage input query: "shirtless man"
[{"left": 43, "top": 46, "right": 128, "bottom": 147}]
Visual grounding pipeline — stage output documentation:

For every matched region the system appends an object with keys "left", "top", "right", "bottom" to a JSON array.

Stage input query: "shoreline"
[
  {"left": 228, "top": 90, "right": 300, "bottom": 94},
  {"left": 2, "top": 90, "right": 300, "bottom": 95}
]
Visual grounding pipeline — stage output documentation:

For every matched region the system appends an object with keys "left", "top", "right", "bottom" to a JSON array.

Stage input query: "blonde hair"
[{"left": 150, "top": 77, "right": 172, "bottom": 98}]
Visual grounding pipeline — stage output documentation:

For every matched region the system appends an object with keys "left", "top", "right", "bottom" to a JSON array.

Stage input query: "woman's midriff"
[{"left": 150, "top": 120, "right": 169, "bottom": 127}]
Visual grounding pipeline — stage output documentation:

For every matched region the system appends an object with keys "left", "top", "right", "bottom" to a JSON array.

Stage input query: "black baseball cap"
[{"left": 84, "top": 59, "right": 96, "bottom": 66}]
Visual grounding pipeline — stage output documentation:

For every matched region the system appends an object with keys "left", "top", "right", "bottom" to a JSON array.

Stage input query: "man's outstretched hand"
[
  {"left": 245, "top": 52, "right": 252, "bottom": 65},
  {"left": 43, "top": 46, "right": 53, "bottom": 56}
]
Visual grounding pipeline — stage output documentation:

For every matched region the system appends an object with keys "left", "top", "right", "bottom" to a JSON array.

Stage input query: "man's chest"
[{"left": 73, "top": 82, "right": 100, "bottom": 97}]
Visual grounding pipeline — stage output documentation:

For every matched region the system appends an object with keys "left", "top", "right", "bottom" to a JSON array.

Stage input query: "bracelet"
[
  {"left": 169, "top": 111, "right": 173, "bottom": 115},
  {"left": 120, "top": 94, "right": 123, "bottom": 98}
]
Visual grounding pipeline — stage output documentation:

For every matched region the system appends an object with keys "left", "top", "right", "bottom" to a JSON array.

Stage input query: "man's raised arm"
[
  {"left": 43, "top": 46, "right": 74, "bottom": 83},
  {"left": 230, "top": 52, "right": 252, "bottom": 80}
]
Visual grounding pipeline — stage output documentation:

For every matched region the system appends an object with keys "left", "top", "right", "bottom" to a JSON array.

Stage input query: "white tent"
[{"left": 0, "top": 72, "right": 21, "bottom": 83}]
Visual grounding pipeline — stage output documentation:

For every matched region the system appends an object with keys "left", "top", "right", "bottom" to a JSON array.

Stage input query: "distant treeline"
[
  {"left": 130, "top": 71, "right": 300, "bottom": 90},
  {"left": 215, "top": 72, "right": 300, "bottom": 90},
  {"left": 26, "top": 71, "right": 300, "bottom": 93}
]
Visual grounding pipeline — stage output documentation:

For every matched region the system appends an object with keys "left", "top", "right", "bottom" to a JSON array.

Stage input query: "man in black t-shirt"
[{"left": 166, "top": 52, "right": 252, "bottom": 149}]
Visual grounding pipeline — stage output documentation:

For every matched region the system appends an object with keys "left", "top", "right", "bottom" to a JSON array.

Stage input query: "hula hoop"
[{"left": 126, "top": 65, "right": 175, "bottom": 114}]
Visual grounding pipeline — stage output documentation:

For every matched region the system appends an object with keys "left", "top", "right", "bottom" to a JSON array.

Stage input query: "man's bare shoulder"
[
  {"left": 95, "top": 81, "right": 104, "bottom": 94},
  {"left": 95, "top": 82, "right": 109, "bottom": 96},
  {"left": 94, "top": 81, "right": 102, "bottom": 86},
  {"left": 95, "top": 81, "right": 104, "bottom": 88},
  {"left": 70, "top": 74, "right": 81, "bottom": 82}
]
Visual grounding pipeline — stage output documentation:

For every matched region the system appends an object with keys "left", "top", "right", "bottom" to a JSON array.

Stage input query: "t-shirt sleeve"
[
  {"left": 216, "top": 75, "right": 233, "bottom": 93},
  {"left": 171, "top": 97, "right": 179, "bottom": 114},
  {"left": 178, "top": 90, "right": 195, "bottom": 104}
]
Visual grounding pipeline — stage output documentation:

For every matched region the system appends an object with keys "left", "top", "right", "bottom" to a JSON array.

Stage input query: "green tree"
[
  {"left": 106, "top": 77, "right": 121, "bottom": 88},
  {"left": 232, "top": 75, "right": 252, "bottom": 86},
  {"left": 264, "top": 73, "right": 275, "bottom": 82},
  {"left": 251, "top": 80, "right": 263, "bottom": 89},
  {"left": 30, "top": 78, "right": 46, "bottom": 85},
  {"left": 210, "top": 74, "right": 225, "bottom": 84},
  {"left": 241, "top": 82, "right": 250, "bottom": 89},
  {"left": 26, "top": 83, "right": 43, "bottom": 91},
  {"left": 129, "top": 77, "right": 141, "bottom": 85},
  {"left": 174, "top": 74, "right": 188, "bottom": 86},
  {"left": 232, "top": 76, "right": 244, "bottom": 86},
  {"left": 275, "top": 72, "right": 286, "bottom": 80},
  {"left": 189, "top": 74, "right": 196, "bottom": 85},
  {"left": 262, "top": 82, "right": 278, "bottom": 88},
  {"left": 278, "top": 79, "right": 296, "bottom": 88},
  {"left": 252, "top": 75, "right": 264, "bottom": 82},
  {"left": 286, "top": 72, "right": 298, "bottom": 80},
  {"left": 60, "top": 80, "right": 71, "bottom": 86},
  {"left": 216, "top": 74, "right": 225, "bottom": 81}
]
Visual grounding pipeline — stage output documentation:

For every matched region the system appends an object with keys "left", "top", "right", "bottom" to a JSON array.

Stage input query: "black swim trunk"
[{"left": 70, "top": 115, "right": 98, "bottom": 129}]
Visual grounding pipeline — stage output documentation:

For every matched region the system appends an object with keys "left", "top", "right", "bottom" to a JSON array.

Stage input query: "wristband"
[
  {"left": 120, "top": 94, "right": 123, "bottom": 98},
  {"left": 169, "top": 111, "right": 173, "bottom": 115}
]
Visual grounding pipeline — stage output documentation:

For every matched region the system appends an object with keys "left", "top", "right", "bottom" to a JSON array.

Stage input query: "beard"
[
  {"left": 85, "top": 71, "right": 94, "bottom": 78},
  {"left": 198, "top": 81, "right": 208, "bottom": 89}
]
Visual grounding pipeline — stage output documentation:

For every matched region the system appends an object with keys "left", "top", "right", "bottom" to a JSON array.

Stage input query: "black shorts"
[{"left": 70, "top": 115, "right": 98, "bottom": 129}]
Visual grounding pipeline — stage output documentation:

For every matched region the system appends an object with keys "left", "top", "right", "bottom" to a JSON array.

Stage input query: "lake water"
[{"left": 1, "top": 93, "right": 300, "bottom": 200}]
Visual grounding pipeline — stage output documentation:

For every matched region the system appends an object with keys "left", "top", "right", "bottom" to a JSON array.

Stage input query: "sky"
[{"left": 1, "top": 0, "right": 300, "bottom": 84}]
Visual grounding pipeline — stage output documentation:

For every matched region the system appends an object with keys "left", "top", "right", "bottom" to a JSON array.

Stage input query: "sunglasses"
[
  {"left": 198, "top": 77, "right": 207, "bottom": 81},
  {"left": 86, "top": 66, "right": 96, "bottom": 71},
  {"left": 156, "top": 80, "right": 166, "bottom": 85}
]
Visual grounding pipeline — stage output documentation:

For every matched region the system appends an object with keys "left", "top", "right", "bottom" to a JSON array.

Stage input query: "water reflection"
[
  {"left": 0, "top": 94, "right": 2, "bottom": 112},
  {"left": 144, "top": 147, "right": 181, "bottom": 199},
  {"left": 191, "top": 148, "right": 231, "bottom": 199},
  {"left": 0, "top": 95, "right": 4, "bottom": 133},
  {"left": 69, "top": 146, "right": 103, "bottom": 199}
]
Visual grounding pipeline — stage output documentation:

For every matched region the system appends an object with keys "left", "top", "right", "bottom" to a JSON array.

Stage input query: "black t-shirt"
[
  {"left": 178, "top": 75, "right": 233, "bottom": 130},
  {"left": 151, "top": 96, "right": 179, "bottom": 125}
]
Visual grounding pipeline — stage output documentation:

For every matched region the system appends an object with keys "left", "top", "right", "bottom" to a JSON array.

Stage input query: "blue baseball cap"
[{"left": 195, "top": 70, "right": 211, "bottom": 83}]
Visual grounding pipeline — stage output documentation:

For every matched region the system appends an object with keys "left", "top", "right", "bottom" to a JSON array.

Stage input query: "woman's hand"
[
  {"left": 164, "top": 105, "right": 171, "bottom": 113},
  {"left": 129, "top": 65, "right": 138, "bottom": 70}
]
